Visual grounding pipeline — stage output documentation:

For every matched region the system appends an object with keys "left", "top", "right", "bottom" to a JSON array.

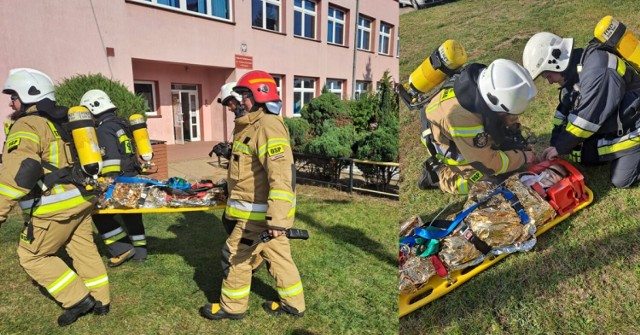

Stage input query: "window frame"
[
  {"left": 354, "top": 80, "right": 370, "bottom": 100},
  {"left": 378, "top": 22, "right": 392, "bottom": 55},
  {"left": 252, "top": 0, "right": 282, "bottom": 32},
  {"left": 294, "top": 0, "right": 317, "bottom": 39},
  {"left": 327, "top": 5, "right": 346, "bottom": 46},
  {"left": 356, "top": 15, "right": 372, "bottom": 51},
  {"left": 325, "top": 79, "right": 344, "bottom": 99},
  {"left": 293, "top": 76, "right": 317, "bottom": 116},
  {"left": 134, "top": 80, "right": 158, "bottom": 116},
  {"left": 127, "top": 0, "right": 233, "bottom": 21}
]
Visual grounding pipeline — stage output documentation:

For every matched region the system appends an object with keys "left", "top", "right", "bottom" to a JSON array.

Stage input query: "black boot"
[
  {"left": 262, "top": 301, "right": 304, "bottom": 317},
  {"left": 93, "top": 301, "right": 110, "bottom": 315},
  {"left": 57, "top": 295, "right": 96, "bottom": 327},
  {"left": 200, "top": 303, "right": 244, "bottom": 320}
]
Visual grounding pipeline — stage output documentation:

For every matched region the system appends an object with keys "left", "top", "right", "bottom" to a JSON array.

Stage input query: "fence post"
[{"left": 349, "top": 159, "right": 354, "bottom": 193}]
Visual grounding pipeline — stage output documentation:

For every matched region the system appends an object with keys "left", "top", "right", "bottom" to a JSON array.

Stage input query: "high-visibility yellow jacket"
[
  {"left": 425, "top": 88, "right": 527, "bottom": 192},
  {"left": 0, "top": 106, "right": 95, "bottom": 224},
  {"left": 225, "top": 108, "right": 296, "bottom": 229}
]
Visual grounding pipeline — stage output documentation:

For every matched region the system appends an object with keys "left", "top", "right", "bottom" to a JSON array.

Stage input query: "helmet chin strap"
[{"left": 234, "top": 105, "right": 247, "bottom": 118}]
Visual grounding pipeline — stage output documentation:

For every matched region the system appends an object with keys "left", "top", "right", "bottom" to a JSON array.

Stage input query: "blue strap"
[
  {"left": 103, "top": 183, "right": 116, "bottom": 201},
  {"left": 411, "top": 188, "right": 531, "bottom": 240},
  {"left": 114, "top": 176, "right": 166, "bottom": 187}
]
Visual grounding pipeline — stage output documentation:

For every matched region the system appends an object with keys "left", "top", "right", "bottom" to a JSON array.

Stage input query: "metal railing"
[{"left": 293, "top": 153, "right": 399, "bottom": 199}]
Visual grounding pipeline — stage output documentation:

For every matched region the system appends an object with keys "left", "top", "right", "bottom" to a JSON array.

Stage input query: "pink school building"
[{"left": 0, "top": 0, "right": 399, "bottom": 145}]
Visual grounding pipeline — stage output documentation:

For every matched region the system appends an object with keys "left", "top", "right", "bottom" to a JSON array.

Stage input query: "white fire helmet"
[{"left": 478, "top": 59, "right": 537, "bottom": 115}]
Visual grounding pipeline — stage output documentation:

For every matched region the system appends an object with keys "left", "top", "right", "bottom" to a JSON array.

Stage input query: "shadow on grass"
[
  {"left": 296, "top": 201, "right": 397, "bottom": 268},
  {"left": 104, "top": 211, "right": 279, "bottom": 304},
  {"left": 400, "top": 205, "right": 640, "bottom": 331}
]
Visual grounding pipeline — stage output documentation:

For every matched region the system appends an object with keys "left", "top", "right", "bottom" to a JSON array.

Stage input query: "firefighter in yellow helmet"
[
  {"left": 0, "top": 68, "right": 110, "bottom": 326},
  {"left": 200, "top": 71, "right": 305, "bottom": 320}
]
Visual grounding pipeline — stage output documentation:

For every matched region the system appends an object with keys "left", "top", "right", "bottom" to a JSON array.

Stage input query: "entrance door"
[
  {"left": 171, "top": 85, "right": 200, "bottom": 142},
  {"left": 172, "top": 93, "right": 184, "bottom": 144}
]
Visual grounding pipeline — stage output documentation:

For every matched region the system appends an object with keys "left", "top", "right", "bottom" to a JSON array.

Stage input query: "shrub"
[
  {"left": 355, "top": 125, "right": 399, "bottom": 190},
  {"left": 284, "top": 117, "right": 311, "bottom": 152},
  {"left": 55, "top": 73, "right": 148, "bottom": 120},
  {"left": 301, "top": 93, "right": 352, "bottom": 136}
]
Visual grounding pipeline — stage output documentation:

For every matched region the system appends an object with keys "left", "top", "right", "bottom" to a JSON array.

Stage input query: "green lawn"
[
  {"left": 400, "top": 0, "right": 640, "bottom": 333},
  {"left": 0, "top": 185, "right": 398, "bottom": 335}
]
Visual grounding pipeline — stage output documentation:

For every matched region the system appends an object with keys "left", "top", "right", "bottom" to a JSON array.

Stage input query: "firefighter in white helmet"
[
  {"left": 200, "top": 71, "right": 304, "bottom": 320},
  {"left": 523, "top": 32, "right": 640, "bottom": 188},
  {"left": 80, "top": 89, "right": 148, "bottom": 266},
  {"left": 214, "top": 82, "right": 267, "bottom": 273},
  {"left": 418, "top": 59, "right": 539, "bottom": 194},
  {"left": 0, "top": 68, "right": 110, "bottom": 326}
]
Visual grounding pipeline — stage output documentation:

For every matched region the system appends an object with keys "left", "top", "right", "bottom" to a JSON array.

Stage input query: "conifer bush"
[{"left": 54, "top": 73, "right": 148, "bottom": 120}]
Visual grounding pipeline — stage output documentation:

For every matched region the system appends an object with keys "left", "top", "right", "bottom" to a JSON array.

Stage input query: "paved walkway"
[{"left": 166, "top": 141, "right": 229, "bottom": 182}]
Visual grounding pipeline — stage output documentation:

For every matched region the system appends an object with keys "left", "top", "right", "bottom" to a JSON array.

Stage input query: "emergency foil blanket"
[
  {"left": 399, "top": 252, "right": 436, "bottom": 294},
  {"left": 439, "top": 176, "right": 555, "bottom": 271}
]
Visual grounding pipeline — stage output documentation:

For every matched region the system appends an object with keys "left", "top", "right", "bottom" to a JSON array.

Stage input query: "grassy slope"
[
  {"left": 400, "top": 1, "right": 640, "bottom": 333},
  {"left": 0, "top": 185, "right": 398, "bottom": 335}
]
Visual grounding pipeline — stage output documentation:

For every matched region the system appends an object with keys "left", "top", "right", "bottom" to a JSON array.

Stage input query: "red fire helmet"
[{"left": 233, "top": 70, "right": 281, "bottom": 103}]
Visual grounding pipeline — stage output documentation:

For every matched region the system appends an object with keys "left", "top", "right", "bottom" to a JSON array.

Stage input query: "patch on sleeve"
[
  {"left": 469, "top": 171, "right": 484, "bottom": 183},
  {"left": 473, "top": 132, "right": 489, "bottom": 148},
  {"left": 268, "top": 145, "right": 285, "bottom": 160},
  {"left": 100, "top": 146, "right": 107, "bottom": 157},
  {"left": 6, "top": 138, "right": 20, "bottom": 152}
]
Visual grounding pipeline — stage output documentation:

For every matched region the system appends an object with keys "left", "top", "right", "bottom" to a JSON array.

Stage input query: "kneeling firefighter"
[
  {"left": 200, "top": 70, "right": 304, "bottom": 320},
  {"left": 0, "top": 68, "right": 110, "bottom": 326},
  {"left": 420, "top": 59, "right": 539, "bottom": 195},
  {"left": 80, "top": 89, "right": 148, "bottom": 266}
]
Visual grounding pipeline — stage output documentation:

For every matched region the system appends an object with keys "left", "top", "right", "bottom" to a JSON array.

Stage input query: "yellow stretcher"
[
  {"left": 94, "top": 204, "right": 225, "bottom": 214},
  {"left": 399, "top": 186, "right": 594, "bottom": 318}
]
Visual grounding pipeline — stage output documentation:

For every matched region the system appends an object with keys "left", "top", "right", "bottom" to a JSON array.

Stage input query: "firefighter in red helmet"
[{"left": 200, "top": 70, "right": 305, "bottom": 320}]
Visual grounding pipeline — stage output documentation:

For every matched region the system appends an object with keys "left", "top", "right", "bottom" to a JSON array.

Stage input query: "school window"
[
  {"left": 252, "top": 0, "right": 281, "bottom": 32},
  {"left": 327, "top": 6, "right": 345, "bottom": 46},
  {"left": 134, "top": 81, "right": 158, "bottom": 116},
  {"left": 357, "top": 16, "right": 372, "bottom": 51},
  {"left": 294, "top": 0, "right": 317, "bottom": 39},
  {"left": 293, "top": 76, "right": 316, "bottom": 115},
  {"left": 326, "top": 79, "right": 344, "bottom": 99},
  {"left": 355, "top": 80, "right": 370, "bottom": 100},
  {"left": 271, "top": 74, "right": 283, "bottom": 98},
  {"left": 378, "top": 23, "right": 392, "bottom": 55},
  {"left": 130, "top": 0, "right": 232, "bottom": 20}
]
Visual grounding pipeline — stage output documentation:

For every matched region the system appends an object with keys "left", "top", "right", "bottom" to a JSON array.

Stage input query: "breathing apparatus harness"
[{"left": 17, "top": 102, "right": 101, "bottom": 243}]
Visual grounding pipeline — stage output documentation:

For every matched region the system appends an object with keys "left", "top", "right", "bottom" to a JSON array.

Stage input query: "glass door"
[
  {"left": 171, "top": 85, "right": 200, "bottom": 142},
  {"left": 172, "top": 93, "right": 184, "bottom": 144}
]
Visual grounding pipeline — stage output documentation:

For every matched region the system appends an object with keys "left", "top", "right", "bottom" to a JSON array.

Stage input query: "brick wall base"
[{"left": 148, "top": 142, "right": 168, "bottom": 181}]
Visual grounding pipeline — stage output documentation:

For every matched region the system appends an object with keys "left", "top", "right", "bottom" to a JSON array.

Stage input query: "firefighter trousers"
[
  {"left": 221, "top": 210, "right": 265, "bottom": 273},
  {"left": 220, "top": 219, "right": 305, "bottom": 314},
  {"left": 16, "top": 208, "right": 110, "bottom": 308},
  {"left": 93, "top": 213, "right": 147, "bottom": 260},
  {"left": 610, "top": 150, "right": 640, "bottom": 188}
]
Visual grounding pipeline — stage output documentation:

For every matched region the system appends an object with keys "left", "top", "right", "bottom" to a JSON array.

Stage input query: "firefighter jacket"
[
  {"left": 424, "top": 64, "right": 527, "bottom": 194},
  {"left": 0, "top": 105, "right": 95, "bottom": 224},
  {"left": 555, "top": 44, "right": 640, "bottom": 161},
  {"left": 550, "top": 49, "right": 583, "bottom": 146},
  {"left": 95, "top": 112, "right": 138, "bottom": 178},
  {"left": 225, "top": 107, "right": 296, "bottom": 230}
]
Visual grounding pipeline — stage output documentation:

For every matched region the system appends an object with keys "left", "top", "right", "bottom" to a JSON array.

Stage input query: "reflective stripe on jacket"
[
  {"left": 0, "top": 106, "right": 95, "bottom": 222},
  {"left": 225, "top": 108, "right": 296, "bottom": 229}
]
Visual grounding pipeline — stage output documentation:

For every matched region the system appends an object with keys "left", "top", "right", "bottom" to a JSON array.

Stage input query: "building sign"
[{"left": 235, "top": 55, "right": 253, "bottom": 69}]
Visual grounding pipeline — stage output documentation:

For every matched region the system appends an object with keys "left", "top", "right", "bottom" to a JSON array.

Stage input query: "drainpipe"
[{"left": 351, "top": 0, "right": 360, "bottom": 100}]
